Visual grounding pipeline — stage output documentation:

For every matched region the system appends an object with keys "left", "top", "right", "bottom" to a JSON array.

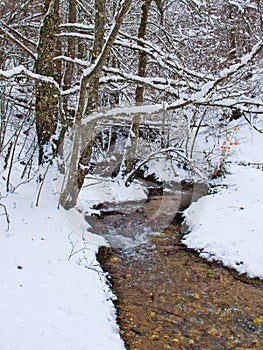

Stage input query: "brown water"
[{"left": 95, "top": 193, "right": 263, "bottom": 350}]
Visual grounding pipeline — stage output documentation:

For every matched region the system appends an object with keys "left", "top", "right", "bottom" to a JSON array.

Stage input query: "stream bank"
[{"left": 95, "top": 192, "right": 263, "bottom": 350}]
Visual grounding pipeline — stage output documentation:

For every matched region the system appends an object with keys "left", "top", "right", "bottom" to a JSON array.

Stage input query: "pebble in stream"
[{"left": 100, "top": 230, "right": 263, "bottom": 350}]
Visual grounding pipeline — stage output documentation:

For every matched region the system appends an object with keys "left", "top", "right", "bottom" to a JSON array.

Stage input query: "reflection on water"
[{"left": 86, "top": 182, "right": 207, "bottom": 248}]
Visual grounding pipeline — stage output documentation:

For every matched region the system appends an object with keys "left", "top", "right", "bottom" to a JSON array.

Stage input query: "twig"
[
  {"left": 244, "top": 115, "right": 263, "bottom": 134},
  {"left": 0, "top": 203, "right": 10, "bottom": 230},
  {"left": 67, "top": 232, "right": 79, "bottom": 260},
  {"left": 35, "top": 162, "right": 51, "bottom": 207},
  {"left": 133, "top": 302, "right": 181, "bottom": 318},
  {"left": 10, "top": 176, "right": 35, "bottom": 193},
  {"left": 67, "top": 231, "right": 91, "bottom": 261}
]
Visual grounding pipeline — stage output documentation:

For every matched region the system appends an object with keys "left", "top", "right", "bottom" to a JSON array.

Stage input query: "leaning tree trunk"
[
  {"left": 35, "top": 0, "right": 61, "bottom": 164},
  {"left": 76, "top": 0, "right": 106, "bottom": 189},
  {"left": 59, "top": 0, "right": 106, "bottom": 209},
  {"left": 60, "top": 0, "right": 132, "bottom": 209}
]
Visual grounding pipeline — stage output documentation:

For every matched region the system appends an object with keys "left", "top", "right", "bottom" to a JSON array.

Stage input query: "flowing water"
[{"left": 92, "top": 186, "right": 263, "bottom": 350}]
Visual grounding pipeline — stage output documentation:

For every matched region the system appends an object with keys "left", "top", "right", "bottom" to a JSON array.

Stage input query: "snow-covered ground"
[
  {"left": 183, "top": 117, "right": 263, "bottom": 279},
  {"left": 1, "top": 114, "right": 262, "bottom": 350},
  {"left": 0, "top": 171, "right": 125, "bottom": 350}
]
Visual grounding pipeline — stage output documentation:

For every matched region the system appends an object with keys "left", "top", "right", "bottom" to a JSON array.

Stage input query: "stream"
[{"left": 88, "top": 182, "right": 263, "bottom": 350}]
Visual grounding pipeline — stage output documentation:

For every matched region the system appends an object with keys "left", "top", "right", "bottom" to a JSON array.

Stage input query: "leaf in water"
[
  {"left": 110, "top": 256, "right": 119, "bottom": 262},
  {"left": 253, "top": 316, "right": 263, "bottom": 325}
]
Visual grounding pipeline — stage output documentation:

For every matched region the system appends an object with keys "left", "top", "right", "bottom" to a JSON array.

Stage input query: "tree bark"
[
  {"left": 35, "top": 0, "right": 61, "bottom": 163},
  {"left": 60, "top": 0, "right": 132, "bottom": 209},
  {"left": 63, "top": 0, "right": 77, "bottom": 117},
  {"left": 123, "top": 0, "right": 152, "bottom": 174},
  {"left": 75, "top": 0, "right": 132, "bottom": 122}
]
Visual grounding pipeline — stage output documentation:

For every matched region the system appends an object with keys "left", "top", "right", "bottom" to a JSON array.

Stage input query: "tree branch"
[
  {"left": 0, "top": 21, "right": 37, "bottom": 49},
  {"left": 0, "top": 203, "right": 10, "bottom": 230},
  {"left": 0, "top": 65, "right": 60, "bottom": 91},
  {"left": 75, "top": 0, "right": 132, "bottom": 121},
  {"left": 0, "top": 26, "right": 36, "bottom": 60}
]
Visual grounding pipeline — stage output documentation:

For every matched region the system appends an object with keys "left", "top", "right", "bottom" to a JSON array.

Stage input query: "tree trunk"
[
  {"left": 86, "top": 0, "right": 106, "bottom": 113},
  {"left": 135, "top": 0, "right": 152, "bottom": 104},
  {"left": 76, "top": 0, "right": 106, "bottom": 192},
  {"left": 60, "top": 0, "right": 132, "bottom": 209},
  {"left": 63, "top": 0, "right": 77, "bottom": 117},
  {"left": 35, "top": 0, "right": 60, "bottom": 163},
  {"left": 123, "top": 0, "right": 152, "bottom": 174},
  {"left": 59, "top": 0, "right": 106, "bottom": 209},
  {"left": 58, "top": 0, "right": 77, "bottom": 163}
]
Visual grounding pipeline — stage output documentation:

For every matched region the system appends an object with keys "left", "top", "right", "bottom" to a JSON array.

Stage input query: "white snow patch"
[
  {"left": 183, "top": 118, "right": 263, "bottom": 279},
  {"left": 79, "top": 176, "right": 147, "bottom": 208},
  {"left": 0, "top": 171, "right": 125, "bottom": 350}
]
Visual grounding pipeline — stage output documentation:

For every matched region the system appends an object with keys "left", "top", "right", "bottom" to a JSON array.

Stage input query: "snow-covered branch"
[
  {"left": 57, "top": 32, "right": 94, "bottom": 40},
  {"left": 0, "top": 65, "right": 60, "bottom": 91},
  {"left": 101, "top": 67, "right": 183, "bottom": 95},
  {"left": 81, "top": 41, "right": 263, "bottom": 124},
  {"left": 115, "top": 33, "right": 212, "bottom": 83},
  {"left": 188, "top": 41, "right": 263, "bottom": 103},
  {"left": 75, "top": 0, "right": 132, "bottom": 121},
  {"left": 59, "top": 23, "right": 94, "bottom": 31},
  {"left": 124, "top": 146, "right": 201, "bottom": 186},
  {"left": 54, "top": 55, "right": 88, "bottom": 68}
]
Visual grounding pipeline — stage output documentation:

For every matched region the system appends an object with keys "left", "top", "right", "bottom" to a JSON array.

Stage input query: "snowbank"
[
  {"left": 183, "top": 118, "right": 263, "bottom": 279},
  {"left": 0, "top": 173, "right": 125, "bottom": 350}
]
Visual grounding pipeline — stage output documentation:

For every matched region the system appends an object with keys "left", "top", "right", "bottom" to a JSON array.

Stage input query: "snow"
[
  {"left": 0, "top": 171, "right": 125, "bottom": 350},
  {"left": 0, "top": 109, "right": 262, "bottom": 350},
  {"left": 81, "top": 103, "right": 164, "bottom": 125},
  {"left": 0, "top": 65, "right": 59, "bottom": 90},
  {"left": 227, "top": 0, "right": 257, "bottom": 12},
  {"left": 183, "top": 117, "right": 263, "bottom": 279},
  {"left": 79, "top": 175, "right": 147, "bottom": 207}
]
